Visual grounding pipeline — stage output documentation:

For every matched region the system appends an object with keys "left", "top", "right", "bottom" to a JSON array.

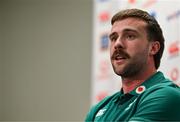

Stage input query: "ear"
[{"left": 149, "top": 41, "right": 160, "bottom": 56}]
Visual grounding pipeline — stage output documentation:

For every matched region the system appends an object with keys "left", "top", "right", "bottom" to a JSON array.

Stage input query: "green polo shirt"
[{"left": 85, "top": 71, "right": 180, "bottom": 121}]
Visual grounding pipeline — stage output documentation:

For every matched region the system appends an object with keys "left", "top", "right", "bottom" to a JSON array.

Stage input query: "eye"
[
  {"left": 125, "top": 34, "right": 136, "bottom": 40},
  {"left": 110, "top": 36, "right": 117, "bottom": 42}
]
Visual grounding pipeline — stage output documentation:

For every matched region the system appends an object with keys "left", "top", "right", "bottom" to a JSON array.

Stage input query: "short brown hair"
[{"left": 111, "top": 8, "right": 165, "bottom": 69}]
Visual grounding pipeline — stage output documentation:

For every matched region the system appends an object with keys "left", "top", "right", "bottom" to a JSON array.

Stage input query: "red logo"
[
  {"left": 136, "top": 86, "right": 146, "bottom": 94},
  {"left": 128, "top": 0, "right": 136, "bottom": 4},
  {"left": 99, "top": 11, "right": 110, "bottom": 23},
  {"left": 168, "top": 41, "right": 179, "bottom": 57},
  {"left": 170, "top": 68, "right": 179, "bottom": 81}
]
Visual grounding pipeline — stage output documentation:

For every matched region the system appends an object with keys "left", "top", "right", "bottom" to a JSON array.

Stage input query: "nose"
[{"left": 114, "top": 37, "right": 125, "bottom": 49}]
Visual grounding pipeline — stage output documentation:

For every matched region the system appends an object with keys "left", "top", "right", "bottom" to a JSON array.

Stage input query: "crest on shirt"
[{"left": 136, "top": 85, "right": 146, "bottom": 94}]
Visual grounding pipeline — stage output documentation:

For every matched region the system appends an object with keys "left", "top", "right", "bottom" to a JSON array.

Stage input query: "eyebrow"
[
  {"left": 109, "top": 28, "right": 138, "bottom": 39},
  {"left": 121, "top": 28, "right": 139, "bottom": 34}
]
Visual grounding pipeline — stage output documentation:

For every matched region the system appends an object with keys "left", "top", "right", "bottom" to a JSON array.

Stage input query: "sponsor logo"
[
  {"left": 149, "top": 11, "right": 157, "bottom": 18},
  {"left": 168, "top": 41, "right": 180, "bottom": 58},
  {"left": 167, "top": 10, "right": 180, "bottom": 21},
  {"left": 170, "top": 68, "right": 179, "bottom": 81},
  {"left": 100, "top": 33, "right": 109, "bottom": 51},
  {"left": 128, "top": 0, "right": 136, "bottom": 4},
  {"left": 99, "top": 11, "right": 110, "bottom": 23}
]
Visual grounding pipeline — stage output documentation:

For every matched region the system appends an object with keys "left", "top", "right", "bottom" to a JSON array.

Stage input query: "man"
[{"left": 85, "top": 9, "right": 180, "bottom": 121}]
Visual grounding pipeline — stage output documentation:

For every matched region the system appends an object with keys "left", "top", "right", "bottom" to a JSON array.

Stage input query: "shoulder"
[
  {"left": 142, "top": 80, "right": 180, "bottom": 100},
  {"left": 133, "top": 81, "right": 180, "bottom": 120},
  {"left": 130, "top": 81, "right": 180, "bottom": 121},
  {"left": 140, "top": 80, "right": 180, "bottom": 104}
]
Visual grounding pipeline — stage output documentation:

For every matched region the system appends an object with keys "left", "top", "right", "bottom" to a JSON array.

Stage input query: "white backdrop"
[{"left": 92, "top": 0, "right": 180, "bottom": 104}]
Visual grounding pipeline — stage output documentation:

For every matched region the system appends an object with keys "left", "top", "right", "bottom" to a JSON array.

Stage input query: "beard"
[
  {"left": 114, "top": 58, "right": 147, "bottom": 78},
  {"left": 111, "top": 48, "right": 149, "bottom": 78}
]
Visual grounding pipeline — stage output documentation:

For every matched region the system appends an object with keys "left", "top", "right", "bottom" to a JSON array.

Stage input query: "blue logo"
[
  {"left": 149, "top": 11, "right": 157, "bottom": 19},
  {"left": 167, "top": 10, "right": 180, "bottom": 21},
  {"left": 100, "top": 33, "right": 109, "bottom": 50}
]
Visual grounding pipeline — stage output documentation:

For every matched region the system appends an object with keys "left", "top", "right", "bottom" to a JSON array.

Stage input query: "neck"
[{"left": 121, "top": 67, "right": 157, "bottom": 94}]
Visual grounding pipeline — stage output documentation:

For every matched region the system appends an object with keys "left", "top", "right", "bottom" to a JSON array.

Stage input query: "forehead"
[{"left": 111, "top": 18, "right": 147, "bottom": 34}]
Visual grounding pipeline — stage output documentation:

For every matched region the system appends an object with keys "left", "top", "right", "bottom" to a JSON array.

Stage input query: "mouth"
[
  {"left": 111, "top": 50, "right": 130, "bottom": 65},
  {"left": 114, "top": 55, "right": 127, "bottom": 64},
  {"left": 115, "top": 55, "right": 126, "bottom": 60}
]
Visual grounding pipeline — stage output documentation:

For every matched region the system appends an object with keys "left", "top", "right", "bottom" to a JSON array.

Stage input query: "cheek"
[
  {"left": 136, "top": 47, "right": 149, "bottom": 59},
  {"left": 128, "top": 44, "right": 148, "bottom": 57},
  {"left": 126, "top": 45, "right": 138, "bottom": 55},
  {"left": 131, "top": 41, "right": 148, "bottom": 50}
]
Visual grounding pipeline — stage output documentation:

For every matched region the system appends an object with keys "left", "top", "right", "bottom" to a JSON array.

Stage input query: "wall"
[
  {"left": 0, "top": 3, "right": 2, "bottom": 119},
  {"left": 0, "top": 0, "right": 92, "bottom": 121}
]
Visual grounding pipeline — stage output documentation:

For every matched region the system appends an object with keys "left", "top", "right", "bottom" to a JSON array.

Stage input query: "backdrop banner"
[{"left": 92, "top": 0, "right": 180, "bottom": 104}]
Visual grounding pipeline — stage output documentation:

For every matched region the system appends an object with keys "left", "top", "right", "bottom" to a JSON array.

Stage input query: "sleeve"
[{"left": 129, "top": 86, "right": 180, "bottom": 121}]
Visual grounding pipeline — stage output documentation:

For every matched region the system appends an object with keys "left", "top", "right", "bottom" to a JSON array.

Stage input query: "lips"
[
  {"left": 113, "top": 55, "right": 126, "bottom": 65},
  {"left": 115, "top": 55, "right": 126, "bottom": 60}
]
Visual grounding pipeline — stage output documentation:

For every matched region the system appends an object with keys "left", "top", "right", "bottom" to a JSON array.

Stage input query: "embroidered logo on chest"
[{"left": 95, "top": 108, "right": 107, "bottom": 117}]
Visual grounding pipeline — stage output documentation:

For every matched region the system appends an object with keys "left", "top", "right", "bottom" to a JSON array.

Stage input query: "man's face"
[{"left": 109, "top": 18, "right": 151, "bottom": 78}]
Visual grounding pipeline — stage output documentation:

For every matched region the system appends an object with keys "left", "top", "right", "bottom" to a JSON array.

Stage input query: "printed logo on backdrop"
[
  {"left": 170, "top": 68, "right": 179, "bottom": 82},
  {"left": 100, "top": 33, "right": 109, "bottom": 51},
  {"left": 149, "top": 11, "right": 157, "bottom": 18},
  {"left": 167, "top": 10, "right": 180, "bottom": 21},
  {"left": 168, "top": 41, "right": 180, "bottom": 58},
  {"left": 99, "top": 11, "right": 110, "bottom": 23},
  {"left": 128, "top": 0, "right": 136, "bottom": 4}
]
